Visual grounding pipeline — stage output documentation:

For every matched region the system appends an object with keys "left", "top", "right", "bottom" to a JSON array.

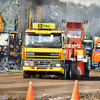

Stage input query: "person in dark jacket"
[
  {"left": 0, "top": 47, "right": 4, "bottom": 62},
  {"left": 1, "top": 45, "right": 10, "bottom": 65}
]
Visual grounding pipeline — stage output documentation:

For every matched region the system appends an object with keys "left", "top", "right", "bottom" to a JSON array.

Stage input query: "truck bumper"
[
  {"left": 23, "top": 66, "right": 64, "bottom": 74},
  {"left": 92, "top": 62, "right": 99, "bottom": 67}
]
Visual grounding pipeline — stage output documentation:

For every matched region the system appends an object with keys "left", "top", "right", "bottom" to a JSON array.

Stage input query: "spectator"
[
  {"left": 74, "top": 33, "right": 78, "bottom": 36},
  {"left": 73, "top": 33, "right": 80, "bottom": 38},
  {"left": 1, "top": 45, "right": 10, "bottom": 65},
  {"left": 0, "top": 47, "right": 4, "bottom": 62}
]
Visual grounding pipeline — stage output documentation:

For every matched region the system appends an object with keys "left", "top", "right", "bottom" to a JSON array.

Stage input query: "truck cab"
[
  {"left": 65, "top": 21, "right": 90, "bottom": 78},
  {"left": 84, "top": 35, "right": 94, "bottom": 57},
  {"left": 22, "top": 23, "right": 71, "bottom": 79},
  {"left": 92, "top": 38, "right": 100, "bottom": 67}
]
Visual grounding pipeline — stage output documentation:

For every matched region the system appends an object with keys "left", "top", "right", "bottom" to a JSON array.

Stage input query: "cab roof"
[{"left": 25, "top": 29, "right": 62, "bottom": 34}]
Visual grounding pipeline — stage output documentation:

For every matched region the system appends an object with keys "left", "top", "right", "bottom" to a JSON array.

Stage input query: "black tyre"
[
  {"left": 23, "top": 71, "right": 30, "bottom": 78},
  {"left": 67, "top": 60, "right": 72, "bottom": 79},
  {"left": 91, "top": 65, "right": 95, "bottom": 69},
  {"left": 84, "top": 62, "right": 89, "bottom": 78},
  {"left": 99, "top": 63, "right": 100, "bottom": 68},
  {"left": 72, "top": 62, "right": 77, "bottom": 78},
  {"left": 64, "top": 64, "right": 68, "bottom": 80},
  {"left": 39, "top": 74, "right": 42, "bottom": 78}
]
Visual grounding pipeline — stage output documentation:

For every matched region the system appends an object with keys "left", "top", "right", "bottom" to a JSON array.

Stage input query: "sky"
[{"left": 60, "top": 0, "right": 100, "bottom": 6}]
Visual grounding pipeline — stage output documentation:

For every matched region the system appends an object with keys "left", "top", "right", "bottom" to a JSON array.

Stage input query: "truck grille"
[
  {"left": 26, "top": 52, "right": 59, "bottom": 59},
  {"left": 26, "top": 57, "right": 58, "bottom": 59}
]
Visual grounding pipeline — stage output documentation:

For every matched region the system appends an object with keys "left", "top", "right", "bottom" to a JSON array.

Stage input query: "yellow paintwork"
[
  {"left": 22, "top": 47, "right": 66, "bottom": 61},
  {"left": 25, "top": 29, "right": 62, "bottom": 33},
  {"left": 23, "top": 66, "right": 64, "bottom": 74},
  {"left": 74, "top": 49, "right": 84, "bottom": 55},
  {"left": 33, "top": 23, "right": 55, "bottom": 29},
  {"left": 9, "top": 31, "right": 18, "bottom": 34},
  {"left": 22, "top": 29, "right": 66, "bottom": 75}
]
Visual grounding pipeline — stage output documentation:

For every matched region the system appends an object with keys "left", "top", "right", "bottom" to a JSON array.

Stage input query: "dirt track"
[{"left": 0, "top": 70, "right": 100, "bottom": 100}]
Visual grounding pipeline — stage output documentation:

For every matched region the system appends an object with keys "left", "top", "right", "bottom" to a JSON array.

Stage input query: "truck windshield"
[
  {"left": 0, "top": 33, "right": 8, "bottom": 46},
  {"left": 25, "top": 33, "right": 62, "bottom": 48},
  {"left": 67, "top": 30, "right": 81, "bottom": 38},
  {"left": 84, "top": 42, "right": 93, "bottom": 48}
]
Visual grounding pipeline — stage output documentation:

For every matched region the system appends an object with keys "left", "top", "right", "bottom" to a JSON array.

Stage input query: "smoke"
[{"left": 25, "top": 0, "right": 56, "bottom": 11}]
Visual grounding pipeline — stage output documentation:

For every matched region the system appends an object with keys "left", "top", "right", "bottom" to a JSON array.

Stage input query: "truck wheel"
[
  {"left": 91, "top": 65, "right": 95, "bottom": 69},
  {"left": 64, "top": 64, "right": 68, "bottom": 80},
  {"left": 99, "top": 63, "right": 100, "bottom": 67},
  {"left": 39, "top": 74, "right": 42, "bottom": 78},
  {"left": 67, "top": 61, "right": 72, "bottom": 79},
  {"left": 23, "top": 71, "right": 30, "bottom": 78},
  {"left": 84, "top": 62, "right": 89, "bottom": 78},
  {"left": 72, "top": 62, "right": 77, "bottom": 78}
]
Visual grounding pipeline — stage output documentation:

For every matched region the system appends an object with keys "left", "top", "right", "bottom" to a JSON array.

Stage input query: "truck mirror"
[
  {"left": 66, "top": 37, "right": 69, "bottom": 44},
  {"left": 63, "top": 45, "right": 65, "bottom": 49}
]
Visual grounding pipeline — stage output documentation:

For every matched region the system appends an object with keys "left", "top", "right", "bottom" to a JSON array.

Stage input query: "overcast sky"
[{"left": 60, "top": 0, "right": 100, "bottom": 6}]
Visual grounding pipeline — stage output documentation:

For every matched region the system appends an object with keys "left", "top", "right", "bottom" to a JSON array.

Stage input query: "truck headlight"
[
  {"left": 24, "top": 61, "right": 29, "bottom": 66},
  {"left": 56, "top": 64, "right": 61, "bottom": 67}
]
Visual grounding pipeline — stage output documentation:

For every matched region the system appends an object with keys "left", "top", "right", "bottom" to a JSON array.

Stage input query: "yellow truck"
[{"left": 22, "top": 23, "right": 72, "bottom": 79}]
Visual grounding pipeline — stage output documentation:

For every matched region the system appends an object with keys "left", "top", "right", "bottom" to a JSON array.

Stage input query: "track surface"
[{"left": 0, "top": 70, "right": 100, "bottom": 100}]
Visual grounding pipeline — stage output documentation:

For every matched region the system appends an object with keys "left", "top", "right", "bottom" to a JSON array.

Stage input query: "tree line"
[{"left": 1, "top": 0, "right": 100, "bottom": 37}]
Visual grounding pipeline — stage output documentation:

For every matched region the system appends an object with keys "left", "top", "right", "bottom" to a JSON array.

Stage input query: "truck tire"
[
  {"left": 23, "top": 71, "right": 30, "bottom": 78},
  {"left": 64, "top": 64, "right": 68, "bottom": 80},
  {"left": 91, "top": 65, "right": 95, "bottom": 69},
  {"left": 84, "top": 62, "right": 89, "bottom": 78},
  {"left": 99, "top": 63, "right": 100, "bottom": 68},
  {"left": 67, "top": 60, "right": 72, "bottom": 79},
  {"left": 72, "top": 62, "right": 77, "bottom": 78}
]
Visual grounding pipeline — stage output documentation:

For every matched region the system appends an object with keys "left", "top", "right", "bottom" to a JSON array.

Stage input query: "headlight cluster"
[
  {"left": 56, "top": 64, "right": 61, "bottom": 67},
  {"left": 24, "top": 61, "right": 30, "bottom": 66}
]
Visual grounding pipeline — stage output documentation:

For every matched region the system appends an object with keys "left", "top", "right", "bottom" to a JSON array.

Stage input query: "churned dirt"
[{"left": 0, "top": 70, "right": 100, "bottom": 100}]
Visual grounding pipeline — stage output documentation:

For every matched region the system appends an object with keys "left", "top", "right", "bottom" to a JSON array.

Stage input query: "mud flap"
[{"left": 77, "top": 62, "right": 84, "bottom": 76}]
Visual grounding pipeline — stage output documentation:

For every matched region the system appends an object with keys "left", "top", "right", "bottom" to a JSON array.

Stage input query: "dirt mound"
[
  {"left": 80, "top": 92, "right": 100, "bottom": 100},
  {"left": 6, "top": 97, "right": 25, "bottom": 100}
]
